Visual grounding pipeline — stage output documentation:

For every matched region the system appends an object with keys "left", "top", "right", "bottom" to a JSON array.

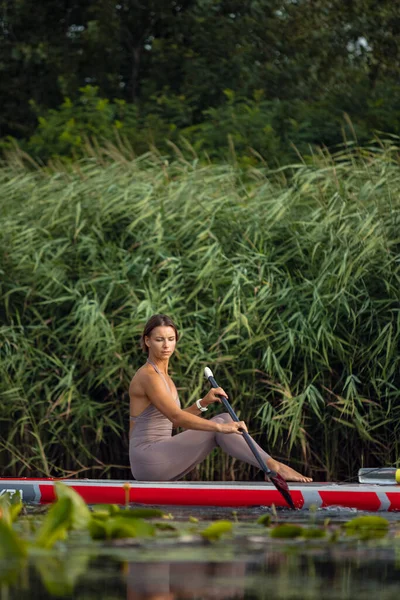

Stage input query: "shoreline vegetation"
[{"left": 0, "top": 141, "right": 399, "bottom": 481}]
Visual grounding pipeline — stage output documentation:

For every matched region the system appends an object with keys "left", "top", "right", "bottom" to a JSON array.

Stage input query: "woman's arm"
[
  {"left": 182, "top": 388, "right": 224, "bottom": 415},
  {"left": 183, "top": 403, "right": 204, "bottom": 416},
  {"left": 142, "top": 373, "right": 246, "bottom": 434}
]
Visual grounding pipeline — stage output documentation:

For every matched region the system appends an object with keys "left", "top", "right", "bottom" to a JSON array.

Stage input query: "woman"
[{"left": 129, "top": 314, "right": 312, "bottom": 482}]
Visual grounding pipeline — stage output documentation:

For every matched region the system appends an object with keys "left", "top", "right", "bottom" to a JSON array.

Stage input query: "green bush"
[
  {"left": 182, "top": 90, "right": 283, "bottom": 165},
  {"left": 6, "top": 86, "right": 192, "bottom": 162},
  {"left": 3, "top": 82, "right": 400, "bottom": 168}
]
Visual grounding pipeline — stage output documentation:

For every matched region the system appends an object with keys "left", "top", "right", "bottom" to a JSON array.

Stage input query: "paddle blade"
[{"left": 269, "top": 473, "right": 297, "bottom": 510}]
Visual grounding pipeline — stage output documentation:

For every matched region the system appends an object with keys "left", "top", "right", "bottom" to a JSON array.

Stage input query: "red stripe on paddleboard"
[
  {"left": 39, "top": 484, "right": 56, "bottom": 503},
  {"left": 39, "top": 483, "right": 304, "bottom": 508},
  {"left": 39, "top": 484, "right": 129, "bottom": 504},
  {"left": 319, "top": 491, "right": 381, "bottom": 511},
  {"left": 386, "top": 492, "right": 400, "bottom": 512},
  {"left": 130, "top": 487, "right": 304, "bottom": 509}
]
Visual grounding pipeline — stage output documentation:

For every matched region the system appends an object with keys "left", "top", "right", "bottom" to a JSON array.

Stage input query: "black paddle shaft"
[{"left": 206, "top": 373, "right": 297, "bottom": 510}]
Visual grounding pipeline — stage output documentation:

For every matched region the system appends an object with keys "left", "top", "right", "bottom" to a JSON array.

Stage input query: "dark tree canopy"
[{"left": 1, "top": 1, "right": 400, "bottom": 157}]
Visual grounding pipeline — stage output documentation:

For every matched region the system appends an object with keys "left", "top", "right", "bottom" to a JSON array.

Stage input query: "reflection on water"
[
  {"left": 127, "top": 561, "right": 247, "bottom": 599},
  {"left": 4, "top": 542, "right": 400, "bottom": 600},
  {"left": 3, "top": 508, "right": 400, "bottom": 599},
  {"left": 124, "top": 549, "right": 400, "bottom": 600}
]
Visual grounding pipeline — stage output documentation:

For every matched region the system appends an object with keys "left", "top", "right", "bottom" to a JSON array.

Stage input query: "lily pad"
[
  {"left": 88, "top": 516, "right": 155, "bottom": 540},
  {"left": 91, "top": 510, "right": 111, "bottom": 521},
  {"left": 270, "top": 524, "right": 304, "bottom": 539},
  {"left": 154, "top": 522, "right": 178, "bottom": 531},
  {"left": 118, "top": 508, "right": 165, "bottom": 519},
  {"left": 344, "top": 516, "right": 389, "bottom": 539},
  {"left": 92, "top": 504, "right": 120, "bottom": 515},
  {"left": 200, "top": 521, "right": 233, "bottom": 541},
  {"left": 257, "top": 514, "right": 271, "bottom": 527},
  {"left": 302, "top": 527, "right": 326, "bottom": 539}
]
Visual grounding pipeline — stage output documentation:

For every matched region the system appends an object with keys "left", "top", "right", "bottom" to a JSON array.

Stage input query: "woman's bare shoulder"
[{"left": 129, "top": 363, "right": 157, "bottom": 394}]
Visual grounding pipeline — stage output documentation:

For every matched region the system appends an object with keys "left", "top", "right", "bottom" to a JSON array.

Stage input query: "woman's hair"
[{"left": 140, "top": 314, "right": 179, "bottom": 354}]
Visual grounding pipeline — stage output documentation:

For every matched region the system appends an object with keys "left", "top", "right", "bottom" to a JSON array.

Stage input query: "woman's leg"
[
  {"left": 130, "top": 413, "right": 311, "bottom": 481},
  {"left": 130, "top": 413, "right": 269, "bottom": 481},
  {"left": 213, "top": 413, "right": 312, "bottom": 482},
  {"left": 130, "top": 420, "right": 219, "bottom": 481},
  {"left": 212, "top": 413, "right": 271, "bottom": 468}
]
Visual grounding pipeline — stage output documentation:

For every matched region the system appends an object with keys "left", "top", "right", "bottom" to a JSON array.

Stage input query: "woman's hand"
[
  {"left": 201, "top": 387, "right": 228, "bottom": 407},
  {"left": 217, "top": 421, "right": 248, "bottom": 435}
]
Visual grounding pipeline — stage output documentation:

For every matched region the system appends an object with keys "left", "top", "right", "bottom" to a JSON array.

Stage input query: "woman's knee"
[{"left": 211, "top": 412, "right": 232, "bottom": 424}]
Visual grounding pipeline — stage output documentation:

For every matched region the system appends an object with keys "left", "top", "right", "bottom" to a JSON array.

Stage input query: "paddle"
[{"left": 204, "top": 367, "right": 297, "bottom": 510}]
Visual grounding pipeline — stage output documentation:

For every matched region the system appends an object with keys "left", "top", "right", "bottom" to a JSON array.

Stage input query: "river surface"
[{"left": 2, "top": 506, "right": 400, "bottom": 600}]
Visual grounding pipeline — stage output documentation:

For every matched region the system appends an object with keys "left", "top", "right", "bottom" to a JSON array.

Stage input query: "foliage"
[
  {"left": 200, "top": 520, "right": 233, "bottom": 541},
  {"left": 257, "top": 514, "right": 271, "bottom": 527},
  {"left": 88, "top": 514, "right": 155, "bottom": 540},
  {"left": 3, "top": 1, "right": 400, "bottom": 164},
  {"left": 0, "top": 519, "right": 26, "bottom": 560},
  {"left": 1, "top": 85, "right": 188, "bottom": 163},
  {"left": 4, "top": 82, "right": 400, "bottom": 166},
  {"left": 35, "top": 483, "right": 91, "bottom": 548},
  {"left": 0, "top": 143, "right": 399, "bottom": 482},
  {"left": 269, "top": 524, "right": 304, "bottom": 539},
  {"left": 182, "top": 90, "right": 283, "bottom": 165},
  {"left": 344, "top": 515, "right": 390, "bottom": 540}
]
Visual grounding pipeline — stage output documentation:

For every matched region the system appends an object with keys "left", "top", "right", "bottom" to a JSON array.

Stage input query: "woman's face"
[{"left": 145, "top": 325, "right": 177, "bottom": 358}]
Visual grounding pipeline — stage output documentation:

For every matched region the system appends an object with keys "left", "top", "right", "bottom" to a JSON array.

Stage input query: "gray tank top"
[{"left": 129, "top": 360, "right": 181, "bottom": 446}]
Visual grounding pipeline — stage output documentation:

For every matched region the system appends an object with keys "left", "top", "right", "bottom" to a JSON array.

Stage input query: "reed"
[{"left": 1, "top": 141, "right": 399, "bottom": 481}]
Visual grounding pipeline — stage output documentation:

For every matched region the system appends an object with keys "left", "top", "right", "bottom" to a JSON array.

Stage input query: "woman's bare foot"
[{"left": 266, "top": 458, "right": 312, "bottom": 483}]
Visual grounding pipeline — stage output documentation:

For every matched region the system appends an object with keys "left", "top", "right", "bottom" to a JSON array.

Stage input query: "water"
[{"left": 2, "top": 506, "right": 400, "bottom": 599}]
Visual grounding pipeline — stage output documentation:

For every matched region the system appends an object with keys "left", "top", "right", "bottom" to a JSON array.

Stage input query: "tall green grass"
[{"left": 1, "top": 142, "right": 399, "bottom": 481}]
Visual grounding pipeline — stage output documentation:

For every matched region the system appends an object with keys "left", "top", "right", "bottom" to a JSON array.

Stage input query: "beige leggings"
[{"left": 130, "top": 413, "right": 271, "bottom": 481}]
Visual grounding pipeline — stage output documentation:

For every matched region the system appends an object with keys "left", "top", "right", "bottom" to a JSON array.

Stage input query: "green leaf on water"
[
  {"left": 118, "top": 508, "right": 165, "bottom": 519},
  {"left": 161, "top": 513, "right": 174, "bottom": 520},
  {"left": 35, "top": 497, "right": 72, "bottom": 549},
  {"left": 10, "top": 491, "right": 23, "bottom": 522},
  {"left": 35, "top": 551, "right": 91, "bottom": 597},
  {"left": 154, "top": 522, "right": 177, "bottom": 531},
  {"left": 270, "top": 524, "right": 304, "bottom": 539},
  {"left": 0, "top": 519, "right": 27, "bottom": 560},
  {"left": 257, "top": 514, "right": 271, "bottom": 526},
  {"left": 201, "top": 520, "right": 233, "bottom": 541},
  {"left": 91, "top": 510, "right": 111, "bottom": 521},
  {"left": 0, "top": 493, "right": 12, "bottom": 527},
  {"left": 54, "top": 482, "right": 91, "bottom": 530},
  {"left": 344, "top": 515, "right": 389, "bottom": 530},
  {"left": 10, "top": 502, "right": 23, "bottom": 523},
  {"left": 110, "top": 517, "right": 155, "bottom": 539},
  {"left": 92, "top": 504, "right": 120, "bottom": 515},
  {"left": 88, "top": 516, "right": 155, "bottom": 540},
  {"left": 344, "top": 516, "right": 389, "bottom": 539},
  {"left": 302, "top": 527, "right": 326, "bottom": 539},
  {"left": 88, "top": 518, "right": 108, "bottom": 540}
]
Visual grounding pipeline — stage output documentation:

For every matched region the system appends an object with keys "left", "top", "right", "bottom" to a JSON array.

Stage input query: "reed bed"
[{"left": 0, "top": 143, "right": 399, "bottom": 481}]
